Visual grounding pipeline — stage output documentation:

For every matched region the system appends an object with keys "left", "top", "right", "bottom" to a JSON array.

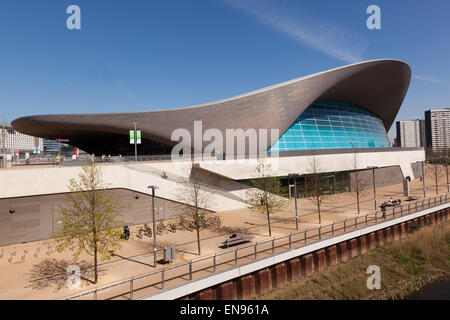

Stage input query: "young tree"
[
  {"left": 245, "top": 160, "right": 288, "bottom": 237},
  {"left": 176, "top": 163, "right": 216, "bottom": 255},
  {"left": 307, "top": 156, "right": 331, "bottom": 224},
  {"left": 350, "top": 151, "right": 368, "bottom": 215},
  {"left": 441, "top": 149, "right": 450, "bottom": 192},
  {"left": 427, "top": 161, "right": 443, "bottom": 195},
  {"left": 425, "top": 147, "right": 435, "bottom": 162},
  {"left": 435, "top": 149, "right": 450, "bottom": 193},
  {"left": 52, "top": 160, "right": 125, "bottom": 284}
]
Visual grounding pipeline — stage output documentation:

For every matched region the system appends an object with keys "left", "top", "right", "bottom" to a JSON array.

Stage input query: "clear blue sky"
[{"left": 1, "top": 0, "right": 449, "bottom": 141}]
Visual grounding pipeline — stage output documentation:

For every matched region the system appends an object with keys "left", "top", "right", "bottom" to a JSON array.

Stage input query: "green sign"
[
  {"left": 129, "top": 130, "right": 134, "bottom": 144},
  {"left": 130, "top": 130, "right": 141, "bottom": 144},
  {"left": 136, "top": 130, "right": 141, "bottom": 144}
]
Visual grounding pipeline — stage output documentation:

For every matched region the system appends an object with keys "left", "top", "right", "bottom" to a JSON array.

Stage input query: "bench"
[
  {"left": 222, "top": 235, "right": 252, "bottom": 248},
  {"left": 382, "top": 201, "right": 401, "bottom": 208}
]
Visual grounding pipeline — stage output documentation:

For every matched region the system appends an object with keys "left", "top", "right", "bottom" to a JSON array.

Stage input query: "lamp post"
[
  {"left": 367, "top": 166, "right": 379, "bottom": 210},
  {"left": 445, "top": 155, "right": 449, "bottom": 193},
  {"left": 348, "top": 141, "right": 361, "bottom": 214},
  {"left": 288, "top": 173, "right": 299, "bottom": 230},
  {"left": 422, "top": 160, "right": 426, "bottom": 198},
  {"left": 1, "top": 118, "right": 6, "bottom": 169},
  {"left": 133, "top": 122, "right": 138, "bottom": 162},
  {"left": 148, "top": 185, "right": 159, "bottom": 267}
]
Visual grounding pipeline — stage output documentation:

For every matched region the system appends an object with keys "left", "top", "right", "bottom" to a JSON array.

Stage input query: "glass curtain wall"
[{"left": 269, "top": 100, "right": 390, "bottom": 152}]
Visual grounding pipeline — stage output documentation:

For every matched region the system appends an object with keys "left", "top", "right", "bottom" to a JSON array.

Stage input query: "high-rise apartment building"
[
  {"left": 395, "top": 119, "right": 425, "bottom": 147},
  {"left": 425, "top": 108, "right": 450, "bottom": 151}
]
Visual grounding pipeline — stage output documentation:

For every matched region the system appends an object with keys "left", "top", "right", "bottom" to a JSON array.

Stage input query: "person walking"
[{"left": 381, "top": 203, "right": 386, "bottom": 219}]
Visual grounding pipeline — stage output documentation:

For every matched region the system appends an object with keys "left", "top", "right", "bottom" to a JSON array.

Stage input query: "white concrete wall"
[
  {"left": 0, "top": 149, "right": 424, "bottom": 212},
  {"left": 0, "top": 163, "right": 247, "bottom": 212},
  {"left": 198, "top": 149, "right": 425, "bottom": 181}
]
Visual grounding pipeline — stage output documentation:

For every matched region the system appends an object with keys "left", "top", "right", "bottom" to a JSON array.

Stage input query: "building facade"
[
  {"left": 1, "top": 122, "right": 44, "bottom": 156},
  {"left": 2, "top": 59, "right": 427, "bottom": 245},
  {"left": 43, "top": 139, "right": 60, "bottom": 153},
  {"left": 425, "top": 108, "right": 450, "bottom": 151},
  {"left": 11, "top": 59, "right": 422, "bottom": 182},
  {"left": 43, "top": 138, "right": 77, "bottom": 155},
  {"left": 12, "top": 59, "right": 412, "bottom": 157},
  {"left": 395, "top": 119, "right": 426, "bottom": 148}
]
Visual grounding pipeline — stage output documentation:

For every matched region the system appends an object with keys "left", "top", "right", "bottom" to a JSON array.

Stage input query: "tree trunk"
[
  {"left": 317, "top": 195, "right": 321, "bottom": 224},
  {"left": 355, "top": 168, "right": 360, "bottom": 215},
  {"left": 315, "top": 175, "right": 321, "bottom": 224},
  {"left": 196, "top": 226, "right": 201, "bottom": 255},
  {"left": 267, "top": 211, "right": 272, "bottom": 237},
  {"left": 356, "top": 188, "right": 360, "bottom": 215},
  {"left": 436, "top": 180, "right": 439, "bottom": 194},
  {"left": 94, "top": 244, "right": 98, "bottom": 284},
  {"left": 92, "top": 187, "right": 98, "bottom": 284},
  {"left": 435, "top": 171, "right": 439, "bottom": 195}
]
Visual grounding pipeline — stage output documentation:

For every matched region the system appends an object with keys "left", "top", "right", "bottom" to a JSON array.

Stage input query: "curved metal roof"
[{"left": 12, "top": 59, "right": 411, "bottom": 154}]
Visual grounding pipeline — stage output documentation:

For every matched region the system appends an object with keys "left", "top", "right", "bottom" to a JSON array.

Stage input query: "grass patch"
[{"left": 256, "top": 221, "right": 450, "bottom": 300}]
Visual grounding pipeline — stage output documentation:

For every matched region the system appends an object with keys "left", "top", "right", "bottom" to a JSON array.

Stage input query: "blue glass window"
[{"left": 268, "top": 100, "right": 390, "bottom": 151}]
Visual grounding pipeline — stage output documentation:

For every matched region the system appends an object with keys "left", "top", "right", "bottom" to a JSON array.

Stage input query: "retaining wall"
[{"left": 178, "top": 207, "right": 449, "bottom": 300}]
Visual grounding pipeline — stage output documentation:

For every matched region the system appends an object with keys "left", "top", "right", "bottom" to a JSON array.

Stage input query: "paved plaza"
[{"left": 0, "top": 164, "right": 447, "bottom": 299}]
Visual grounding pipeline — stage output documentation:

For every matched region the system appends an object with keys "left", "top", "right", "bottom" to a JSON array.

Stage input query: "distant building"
[
  {"left": 395, "top": 119, "right": 425, "bottom": 148},
  {"left": 1, "top": 122, "right": 43, "bottom": 156},
  {"left": 425, "top": 108, "right": 450, "bottom": 151},
  {"left": 43, "top": 139, "right": 59, "bottom": 153},
  {"left": 44, "top": 139, "right": 78, "bottom": 156}
]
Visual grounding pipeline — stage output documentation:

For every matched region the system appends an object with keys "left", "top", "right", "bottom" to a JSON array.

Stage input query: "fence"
[
  {"left": 10, "top": 154, "right": 223, "bottom": 168},
  {"left": 65, "top": 193, "right": 449, "bottom": 300}
]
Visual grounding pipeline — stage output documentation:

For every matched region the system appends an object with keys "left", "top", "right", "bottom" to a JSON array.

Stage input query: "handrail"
[{"left": 64, "top": 192, "right": 450, "bottom": 300}]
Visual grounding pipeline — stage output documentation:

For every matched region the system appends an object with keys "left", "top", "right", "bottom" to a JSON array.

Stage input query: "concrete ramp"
[{"left": 0, "top": 162, "right": 248, "bottom": 212}]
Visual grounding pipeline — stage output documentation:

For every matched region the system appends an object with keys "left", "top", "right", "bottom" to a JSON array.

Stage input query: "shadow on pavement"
[{"left": 26, "top": 258, "right": 101, "bottom": 292}]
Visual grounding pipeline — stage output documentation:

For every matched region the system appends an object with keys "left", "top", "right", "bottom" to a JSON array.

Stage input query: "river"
[{"left": 406, "top": 278, "right": 450, "bottom": 300}]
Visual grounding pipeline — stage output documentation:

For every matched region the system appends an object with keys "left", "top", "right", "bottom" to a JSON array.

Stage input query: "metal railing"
[
  {"left": 65, "top": 193, "right": 449, "bottom": 300},
  {"left": 7, "top": 154, "right": 180, "bottom": 168}
]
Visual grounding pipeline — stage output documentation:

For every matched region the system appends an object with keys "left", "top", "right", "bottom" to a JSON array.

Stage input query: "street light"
[
  {"left": 367, "top": 166, "right": 379, "bottom": 210},
  {"left": 1, "top": 117, "right": 7, "bottom": 169},
  {"left": 148, "top": 185, "right": 159, "bottom": 267},
  {"left": 422, "top": 160, "right": 426, "bottom": 198},
  {"left": 133, "top": 122, "right": 138, "bottom": 162},
  {"left": 444, "top": 155, "right": 449, "bottom": 193},
  {"left": 348, "top": 141, "right": 361, "bottom": 214},
  {"left": 288, "top": 173, "right": 299, "bottom": 230}
]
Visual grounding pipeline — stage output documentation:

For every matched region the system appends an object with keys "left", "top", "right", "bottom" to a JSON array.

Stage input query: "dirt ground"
[{"left": 0, "top": 164, "right": 447, "bottom": 300}]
